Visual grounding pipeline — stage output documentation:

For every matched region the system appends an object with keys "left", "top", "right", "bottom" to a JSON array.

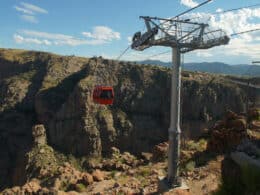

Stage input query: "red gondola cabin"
[{"left": 93, "top": 86, "right": 114, "bottom": 105}]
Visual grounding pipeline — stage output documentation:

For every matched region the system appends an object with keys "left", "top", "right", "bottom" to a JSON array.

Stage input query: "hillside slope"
[{"left": 0, "top": 48, "right": 256, "bottom": 189}]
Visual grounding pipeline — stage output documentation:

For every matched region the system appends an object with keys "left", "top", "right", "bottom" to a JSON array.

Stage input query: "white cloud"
[
  {"left": 180, "top": 0, "right": 198, "bottom": 8},
  {"left": 127, "top": 7, "right": 260, "bottom": 63},
  {"left": 187, "top": 8, "right": 260, "bottom": 34},
  {"left": 14, "top": 28, "right": 120, "bottom": 46},
  {"left": 20, "top": 2, "right": 48, "bottom": 14},
  {"left": 182, "top": 7, "right": 260, "bottom": 60},
  {"left": 216, "top": 8, "right": 223, "bottom": 13},
  {"left": 14, "top": 34, "right": 24, "bottom": 43},
  {"left": 196, "top": 51, "right": 213, "bottom": 57},
  {"left": 219, "top": 37, "right": 260, "bottom": 58},
  {"left": 20, "top": 15, "right": 38, "bottom": 23},
  {"left": 14, "top": 2, "right": 48, "bottom": 24},
  {"left": 82, "top": 26, "right": 120, "bottom": 41},
  {"left": 53, "top": 38, "right": 105, "bottom": 46},
  {"left": 14, "top": 6, "right": 34, "bottom": 15},
  {"left": 127, "top": 36, "right": 132, "bottom": 45},
  {"left": 14, "top": 34, "right": 51, "bottom": 45},
  {"left": 22, "top": 30, "right": 74, "bottom": 40},
  {"left": 20, "top": 30, "right": 105, "bottom": 46},
  {"left": 42, "top": 40, "right": 52, "bottom": 45}
]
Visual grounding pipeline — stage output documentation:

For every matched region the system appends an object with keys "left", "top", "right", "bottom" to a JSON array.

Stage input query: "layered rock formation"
[
  {"left": 0, "top": 48, "right": 255, "bottom": 189},
  {"left": 207, "top": 110, "right": 248, "bottom": 152}
]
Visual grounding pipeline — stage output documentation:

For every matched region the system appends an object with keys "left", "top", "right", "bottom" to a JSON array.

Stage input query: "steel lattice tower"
[{"left": 131, "top": 15, "right": 230, "bottom": 187}]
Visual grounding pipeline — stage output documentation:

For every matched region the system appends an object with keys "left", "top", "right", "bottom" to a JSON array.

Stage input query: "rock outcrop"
[
  {"left": 0, "top": 49, "right": 255, "bottom": 189},
  {"left": 207, "top": 110, "right": 248, "bottom": 152},
  {"left": 152, "top": 142, "right": 169, "bottom": 162},
  {"left": 32, "top": 124, "right": 47, "bottom": 145}
]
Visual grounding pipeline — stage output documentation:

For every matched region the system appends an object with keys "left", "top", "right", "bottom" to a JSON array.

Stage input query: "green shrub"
[
  {"left": 74, "top": 183, "right": 86, "bottom": 192},
  {"left": 185, "top": 160, "right": 195, "bottom": 172}
]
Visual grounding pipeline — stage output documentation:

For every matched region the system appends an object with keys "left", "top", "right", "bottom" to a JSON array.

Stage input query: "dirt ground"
[
  {"left": 83, "top": 155, "right": 224, "bottom": 195},
  {"left": 186, "top": 156, "right": 223, "bottom": 195}
]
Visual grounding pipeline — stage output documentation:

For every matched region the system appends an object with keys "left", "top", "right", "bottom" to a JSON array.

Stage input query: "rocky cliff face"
[{"left": 0, "top": 49, "right": 253, "bottom": 188}]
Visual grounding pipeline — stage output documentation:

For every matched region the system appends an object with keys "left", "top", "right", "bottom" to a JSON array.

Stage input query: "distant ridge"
[{"left": 138, "top": 60, "right": 260, "bottom": 77}]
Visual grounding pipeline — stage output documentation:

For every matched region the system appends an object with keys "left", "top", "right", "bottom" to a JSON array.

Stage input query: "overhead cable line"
[
  {"left": 174, "top": 0, "right": 213, "bottom": 18},
  {"left": 231, "top": 28, "right": 260, "bottom": 36},
  {"left": 140, "top": 28, "right": 260, "bottom": 62},
  {"left": 219, "top": 3, "right": 260, "bottom": 14},
  {"left": 116, "top": 46, "right": 130, "bottom": 60},
  {"left": 145, "top": 50, "right": 171, "bottom": 60},
  {"left": 187, "top": 3, "right": 260, "bottom": 21},
  {"left": 159, "top": 0, "right": 213, "bottom": 27}
]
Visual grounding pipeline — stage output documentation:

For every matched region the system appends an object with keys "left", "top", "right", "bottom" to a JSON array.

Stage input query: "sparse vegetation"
[
  {"left": 0, "top": 49, "right": 259, "bottom": 194},
  {"left": 185, "top": 160, "right": 196, "bottom": 172},
  {"left": 74, "top": 183, "right": 87, "bottom": 192},
  {"left": 185, "top": 139, "right": 208, "bottom": 152}
]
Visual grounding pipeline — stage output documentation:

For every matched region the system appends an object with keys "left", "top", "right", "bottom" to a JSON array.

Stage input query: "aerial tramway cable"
[
  {"left": 231, "top": 28, "right": 260, "bottom": 36},
  {"left": 188, "top": 3, "right": 260, "bottom": 22},
  {"left": 145, "top": 50, "right": 171, "bottom": 60},
  {"left": 116, "top": 46, "right": 130, "bottom": 61},
  {"left": 127, "top": 0, "right": 259, "bottom": 186},
  {"left": 141, "top": 27, "right": 260, "bottom": 62},
  {"left": 218, "top": 3, "right": 260, "bottom": 14},
  {"left": 114, "top": 1, "right": 260, "bottom": 62},
  {"left": 92, "top": 57, "right": 114, "bottom": 105},
  {"left": 174, "top": 0, "right": 213, "bottom": 19},
  {"left": 159, "top": 0, "right": 213, "bottom": 28}
]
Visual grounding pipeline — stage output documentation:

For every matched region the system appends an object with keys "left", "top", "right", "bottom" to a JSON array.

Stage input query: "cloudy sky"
[{"left": 0, "top": 0, "right": 259, "bottom": 64}]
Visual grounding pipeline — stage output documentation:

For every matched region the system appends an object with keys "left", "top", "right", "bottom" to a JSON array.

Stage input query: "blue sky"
[{"left": 0, "top": 0, "right": 259, "bottom": 64}]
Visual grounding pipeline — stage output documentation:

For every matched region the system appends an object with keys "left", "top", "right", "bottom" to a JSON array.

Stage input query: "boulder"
[
  {"left": 249, "top": 120, "right": 260, "bottom": 130},
  {"left": 21, "top": 179, "right": 41, "bottom": 193},
  {"left": 152, "top": 142, "right": 168, "bottom": 162},
  {"left": 32, "top": 124, "right": 47, "bottom": 145},
  {"left": 207, "top": 110, "right": 249, "bottom": 152},
  {"left": 226, "top": 119, "right": 246, "bottom": 131},
  {"left": 141, "top": 152, "right": 153, "bottom": 162},
  {"left": 53, "top": 178, "right": 61, "bottom": 190},
  {"left": 81, "top": 173, "right": 93, "bottom": 185},
  {"left": 92, "top": 169, "right": 105, "bottom": 182},
  {"left": 111, "top": 147, "right": 120, "bottom": 156}
]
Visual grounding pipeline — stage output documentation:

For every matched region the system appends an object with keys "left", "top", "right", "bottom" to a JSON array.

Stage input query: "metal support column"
[
  {"left": 131, "top": 13, "right": 230, "bottom": 190},
  {"left": 167, "top": 47, "right": 182, "bottom": 186}
]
